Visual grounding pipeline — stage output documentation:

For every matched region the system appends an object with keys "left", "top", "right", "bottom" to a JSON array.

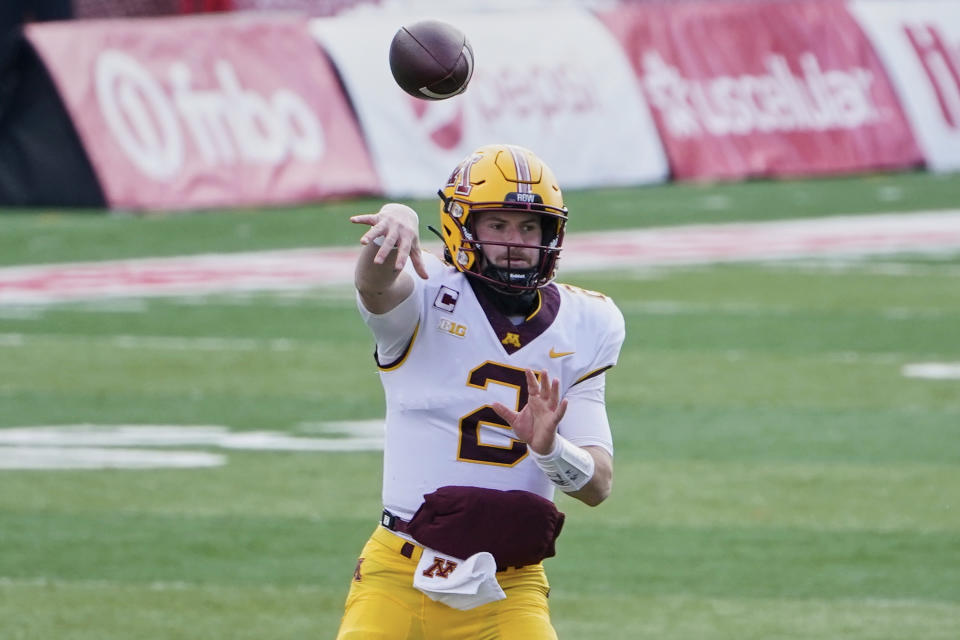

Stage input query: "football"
[{"left": 389, "top": 20, "right": 474, "bottom": 100}]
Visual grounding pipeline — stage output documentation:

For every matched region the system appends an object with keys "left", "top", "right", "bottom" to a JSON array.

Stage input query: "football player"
[{"left": 336, "top": 144, "right": 625, "bottom": 639}]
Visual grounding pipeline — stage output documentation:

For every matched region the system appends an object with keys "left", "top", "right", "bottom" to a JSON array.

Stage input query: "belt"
[
  {"left": 381, "top": 509, "right": 412, "bottom": 534},
  {"left": 379, "top": 510, "right": 416, "bottom": 559},
  {"left": 377, "top": 511, "right": 535, "bottom": 573}
]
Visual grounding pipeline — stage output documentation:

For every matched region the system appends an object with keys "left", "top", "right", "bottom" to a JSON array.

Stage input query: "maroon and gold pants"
[{"left": 335, "top": 526, "right": 557, "bottom": 640}]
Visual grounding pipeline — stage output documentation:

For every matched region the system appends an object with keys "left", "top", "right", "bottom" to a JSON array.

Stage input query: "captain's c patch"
[{"left": 433, "top": 286, "right": 460, "bottom": 313}]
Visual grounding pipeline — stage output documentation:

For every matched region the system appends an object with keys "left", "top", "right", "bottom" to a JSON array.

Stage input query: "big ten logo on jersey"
[
  {"left": 438, "top": 318, "right": 467, "bottom": 338},
  {"left": 433, "top": 285, "right": 460, "bottom": 313}
]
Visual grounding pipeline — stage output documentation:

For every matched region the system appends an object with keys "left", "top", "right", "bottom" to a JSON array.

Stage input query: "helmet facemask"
[
  {"left": 437, "top": 144, "right": 568, "bottom": 295},
  {"left": 446, "top": 198, "right": 566, "bottom": 295}
]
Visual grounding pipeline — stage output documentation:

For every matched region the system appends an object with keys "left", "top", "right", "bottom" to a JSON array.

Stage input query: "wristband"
[{"left": 529, "top": 435, "right": 595, "bottom": 492}]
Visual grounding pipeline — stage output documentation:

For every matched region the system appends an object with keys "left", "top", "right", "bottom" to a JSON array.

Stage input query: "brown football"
[{"left": 389, "top": 20, "right": 474, "bottom": 100}]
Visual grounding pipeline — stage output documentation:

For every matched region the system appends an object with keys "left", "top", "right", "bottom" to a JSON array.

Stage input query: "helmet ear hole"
[{"left": 542, "top": 218, "right": 559, "bottom": 245}]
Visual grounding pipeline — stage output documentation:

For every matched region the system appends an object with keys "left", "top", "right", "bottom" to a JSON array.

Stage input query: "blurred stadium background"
[{"left": 1, "top": 0, "right": 958, "bottom": 638}]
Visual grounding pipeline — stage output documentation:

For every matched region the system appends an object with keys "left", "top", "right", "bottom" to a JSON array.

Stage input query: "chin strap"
[
  {"left": 426, "top": 225, "right": 445, "bottom": 242},
  {"left": 481, "top": 264, "right": 540, "bottom": 291},
  {"left": 529, "top": 435, "right": 595, "bottom": 492}
]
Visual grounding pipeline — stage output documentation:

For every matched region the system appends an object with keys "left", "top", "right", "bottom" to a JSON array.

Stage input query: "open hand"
[
  {"left": 351, "top": 203, "right": 429, "bottom": 279},
  {"left": 492, "top": 369, "right": 567, "bottom": 455}
]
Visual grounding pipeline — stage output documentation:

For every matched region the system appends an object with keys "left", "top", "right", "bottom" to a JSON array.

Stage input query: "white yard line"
[
  {"left": 0, "top": 576, "right": 329, "bottom": 593},
  {"left": 0, "top": 331, "right": 945, "bottom": 367},
  {"left": 0, "top": 423, "right": 387, "bottom": 469},
  {"left": 902, "top": 363, "right": 960, "bottom": 380},
  {"left": 757, "top": 259, "right": 960, "bottom": 278},
  {"left": 0, "top": 332, "right": 302, "bottom": 352},
  {"left": 1, "top": 210, "right": 959, "bottom": 306},
  {"left": 0, "top": 447, "right": 226, "bottom": 469},
  {"left": 618, "top": 300, "right": 949, "bottom": 319}
]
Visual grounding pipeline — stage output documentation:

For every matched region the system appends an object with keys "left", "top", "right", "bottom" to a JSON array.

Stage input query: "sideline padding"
[
  {"left": 597, "top": 0, "right": 923, "bottom": 180},
  {"left": 850, "top": 0, "right": 960, "bottom": 173},
  {"left": 24, "top": 13, "right": 379, "bottom": 210},
  {"left": 310, "top": 9, "right": 670, "bottom": 198},
  {"left": 7, "top": 2, "right": 960, "bottom": 210}
]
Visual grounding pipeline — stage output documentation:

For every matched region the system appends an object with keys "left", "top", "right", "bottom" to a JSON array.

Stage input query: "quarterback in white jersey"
[
  {"left": 364, "top": 250, "right": 623, "bottom": 520},
  {"left": 335, "top": 144, "right": 625, "bottom": 640}
]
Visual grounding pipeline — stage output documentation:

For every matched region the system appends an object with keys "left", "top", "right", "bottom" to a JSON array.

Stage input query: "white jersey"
[{"left": 358, "top": 252, "right": 625, "bottom": 520}]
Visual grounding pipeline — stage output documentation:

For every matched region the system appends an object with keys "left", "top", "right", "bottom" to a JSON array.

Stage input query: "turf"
[
  {"left": 1, "top": 170, "right": 958, "bottom": 265},
  {"left": 1, "top": 171, "right": 959, "bottom": 638}
]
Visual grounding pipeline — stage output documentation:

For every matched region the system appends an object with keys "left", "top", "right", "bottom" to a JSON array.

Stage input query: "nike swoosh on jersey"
[{"left": 549, "top": 348, "right": 575, "bottom": 358}]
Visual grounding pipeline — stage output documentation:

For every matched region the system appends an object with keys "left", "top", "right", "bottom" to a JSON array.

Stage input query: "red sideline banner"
[
  {"left": 850, "top": 0, "right": 960, "bottom": 173},
  {"left": 25, "top": 14, "right": 379, "bottom": 210},
  {"left": 310, "top": 10, "right": 669, "bottom": 198},
  {"left": 596, "top": 0, "right": 922, "bottom": 180}
]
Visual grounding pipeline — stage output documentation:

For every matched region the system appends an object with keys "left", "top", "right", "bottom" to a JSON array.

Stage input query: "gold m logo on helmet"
[
  {"left": 422, "top": 556, "right": 459, "bottom": 579},
  {"left": 445, "top": 153, "right": 482, "bottom": 196},
  {"left": 501, "top": 333, "right": 521, "bottom": 348}
]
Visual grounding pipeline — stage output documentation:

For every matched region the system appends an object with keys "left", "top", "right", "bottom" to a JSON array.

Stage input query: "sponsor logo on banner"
[
  {"left": 408, "top": 98, "right": 465, "bottom": 151},
  {"left": 902, "top": 24, "right": 960, "bottom": 130},
  {"left": 642, "top": 51, "right": 881, "bottom": 137},
  {"left": 598, "top": 2, "right": 921, "bottom": 179},
  {"left": 310, "top": 10, "right": 669, "bottom": 198},
  {"left": 849, "top": 0, "right": 960, "bottom": 172},
  {"left": 96, "top": 51, "right": 325, "bottom": 180},
  {"left": 25, "top": 16, "right": 380, "bottom": 209},
  {"left": 405, "top": 62, "right": 601, "bottom": 150}
]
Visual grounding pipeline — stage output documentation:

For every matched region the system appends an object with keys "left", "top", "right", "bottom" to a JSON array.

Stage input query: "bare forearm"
[
  {"left": 351, "top": 203, "right": 428, "bottom": 314},
  {"left": 355, "top": 242, "right": 415, "bottom": 314},
  {"left": 566, "top": 447, "right": 613, "bottom": 507}
]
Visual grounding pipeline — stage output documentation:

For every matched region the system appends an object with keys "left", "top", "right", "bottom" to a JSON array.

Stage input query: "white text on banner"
[
  {"left": 310, "top": 10, "right": 668, "bottom": 198},
  {"left": 850, "top": 0, "right": 960, "bottom": 173},
  {"left": 26, "top": 14, "right": 379, "bottom": 210}
]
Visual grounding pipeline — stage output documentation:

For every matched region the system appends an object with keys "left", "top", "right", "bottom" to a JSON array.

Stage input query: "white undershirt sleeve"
[{"left": 557, "top": 372, "right": 614, "bottom": 457}]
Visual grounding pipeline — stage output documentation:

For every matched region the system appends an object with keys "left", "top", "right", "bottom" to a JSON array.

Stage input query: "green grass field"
[{"left": 1, "top": 171, "right": 959, "bottom": 639}]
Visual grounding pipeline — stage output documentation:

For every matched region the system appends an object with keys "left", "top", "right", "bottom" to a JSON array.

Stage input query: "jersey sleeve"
[
  {"left": 576, "top": 294, "right": 626, "bottom": 385},
  {"left": 356, "top": 282, "right": 421, "bottom": 364},
  {"left": 555, "top": 286, "right": 624, "bottom": 455},
  {"left": 355, "top": 250, "right": 446, "bottom": 364}
]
